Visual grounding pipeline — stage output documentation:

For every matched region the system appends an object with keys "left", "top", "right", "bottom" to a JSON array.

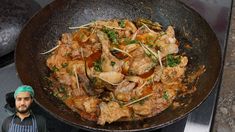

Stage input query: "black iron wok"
[{"left": 15, "top": 0, "right": 222, "bottom": 131}]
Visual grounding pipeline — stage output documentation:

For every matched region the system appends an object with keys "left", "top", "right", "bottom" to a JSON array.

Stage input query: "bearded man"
[{"left": 1, "top": 85, "right": 47, "bottom": 132}]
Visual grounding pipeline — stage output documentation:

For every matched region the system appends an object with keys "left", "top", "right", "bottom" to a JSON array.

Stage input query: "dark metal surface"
[
  {"left": 0, "top": 51, "right": 14, "bottom": 68},
  {"left": 179, "top": 0, "right": 233, "bottom": 132},
  {"left": 15, "top": 0, "right": 222, "bottom": 131},
  {"left": 0, "top": 0, "right": 40, "bottom": 57}
]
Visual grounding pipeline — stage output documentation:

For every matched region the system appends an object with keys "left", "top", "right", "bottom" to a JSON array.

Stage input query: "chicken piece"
[
  {"left": 136, "top": 32, "right": 159, "bottom": 44},
  {"left": 83, "top": 97, "right": 100, "bottom": 113},
  {"left": 82, "top": 45, "right": 94, "bottom": 57},
  {"left": 147, "top": 66, "right": 163, "bottom": 83},
  {"left": 131, "top": 93, "right": 159, "bottom": 116},
  {"left": 46, "top": 54, "right": 67, "bottom": 70},
  {"left": 159, "top": 43, "right": 179, "bottom": 58},
  {"left": 114, "top": 79, "right": 136, "bottom": 102},
  {"left": 71, "top": 45, "right": 94, "bottom": 59},
  {"left": 70, "top": 49, "right": 82, "bottom": 59},
  {"left": 161, "top": 67, "right": 185, "bottom": 85},
  {"left": 116, "top": 20, "right": 137, "bottom": 38},
  {"left": 54, "top": 61, "right": 87, "bottom": 96},
  {"left": 47, "top": 58, "right": 87, "bottom": 96},
  {"left": 57, "top": 43, "right": 72, "bottom": 57},
  {"left": 98, "top": 71, "right": 124, "bottom": 84},
  {"left": 89, "top": 76, "right": 113, "bottom": 93},
  {"left": 73, "top": 96, "right": 100, "bottom": 113},
  {"left": 161, "top": 56, "right": 188, "bottom": 85},
  {"left": 65, "top": 96, "right": 98, "bottom": 121},
  {"left": 71, "top": 41, "right": 80, "bottom": 49},
  {"left": 55, "top": 70, "right": 74, "bottom": 86},
  {"left": 96, "top": 30, "right": 110, "bottom": 54},
  {"left": 129, "top": 46, "right": 145, "bottom": 56},
  {"left": 101, "top": 53, "right": 123, "bottom": 72},
  {"left": 179, "top": 56, "right": 188, "bottom": 67},
  {"left": 72, "top": 29, "right": 90, "bottom": 42},
  {"left": 97, "top": 30, "right": 123, "bottom": 72},
  {"left": 91, "top": 42, "right": 102, "bottom": 52},
  {"left": 70, "top": 41, "right": 84, "bottom": 59},
  {"left": 89, "top": 33, "right": 99, "bottom": 43},
  {"left": 129, "top": 56, "right": 155, "bottom": 75},
  {"left": 61, "top": 33, "right": 73, "bottom": 44},
  {"left": 132, "top": 102, "right": 152, "bottom": 116},
  {"left": 159, "top": 26, "right": 177, "bottom": 44},
  {"left": 72, "top": 61, "right": 97, "bottom": 95},
  {"left": 71, "top": 87, "right": 87, "bottom": 97},
  {"left": 46, "top": 44, "right": 71, "bottom": 69},
  {"left": 132, "top": 83, "right": 154, "bottom": 99},
  {"left": 54, "top": 60, "right": 92, "bottom": 96},
  {"left": 123, "top": 44, "right": 139, "bottom": 53},
  {"left": 98, "top": 101, "right": 131, "bottom": 125},
  {"left": 73, "top": 96, "right": 87, "bottom": 111},
  {"left": 125, "top": 20, "right": 137, "bottom": 33},
  {"left": 131, "top": 88, "right": 176, "bottom": 117},
  {"left": 166, "top": 26, "right": 175, "bottom": 38},
  {"left": 156, "top": 26, "right": 179, "bottom": 58},
  {"left": 129, "top": 47, "right": 156, "bottom": 75},
  {"left": 124, "top": 76, "right": 146, "bottom": 98},
  {"left": 126, "top": 76, "right": 144, "bottom": 85}
]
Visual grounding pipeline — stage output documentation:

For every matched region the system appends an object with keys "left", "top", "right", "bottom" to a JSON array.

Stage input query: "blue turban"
[{"left": 14, "top": 85, "right": 35, "bottom": 99}]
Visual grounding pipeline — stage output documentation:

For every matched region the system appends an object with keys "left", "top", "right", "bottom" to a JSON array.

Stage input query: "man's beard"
[{"left": 16, "top": 104, "right": 31, "bottom": 114}]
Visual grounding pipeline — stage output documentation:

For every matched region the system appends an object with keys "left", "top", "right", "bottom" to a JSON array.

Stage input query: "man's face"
[{"left": 15, "top": 92, "right": 33, "bottom": 114}]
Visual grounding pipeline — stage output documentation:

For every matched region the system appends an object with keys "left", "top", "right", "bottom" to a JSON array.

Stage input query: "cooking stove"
[{"left": 0, "top": 0, "right": 233, "bottom": 131}]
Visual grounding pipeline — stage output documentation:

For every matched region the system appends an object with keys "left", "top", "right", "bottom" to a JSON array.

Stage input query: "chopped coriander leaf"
[
  {"left": 166, "top": 54, "right": 181, "bottom": 67},
  {"left": 61, "top": 63, "right": 68, "bottom": 68},
  {"left": 52, "top": 66, "right": 59, "bottom": 72},
  {"left": 94, "top": 59, "right": 103, "bottom": 72},
  {"left": 163, "top": 91, "right": 169, "bottom": 100},
  {"left": 102, "top": 28, "right": 118, "bottom": 44},
  {"left": 139, "top": 98, "right": 147, "bottom": 105},
  {"left": 58, "top": 86, "right": 66, "bottom": 93},
  {"left": 124, "top": 38, "right": 139, "bottom": 45},
  {"left": 146, "top": 36, "right": 155, "bottom": 44},
  {"left": 129, "top": 40, "right": 139, "bottom": 44},
  {"left": 53, "top": 91, "right": 59, "bottom": 97},
  {"left": 111, "top": 61, "right": 116, "bottom": 66},
  {"left": 119, "top": 20, "right": 125, "bottom": 28}
]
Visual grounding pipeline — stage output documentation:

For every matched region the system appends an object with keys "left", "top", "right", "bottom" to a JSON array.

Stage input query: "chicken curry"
[{"left": 42, "top": 19, "right": 204, "bottom": 125}]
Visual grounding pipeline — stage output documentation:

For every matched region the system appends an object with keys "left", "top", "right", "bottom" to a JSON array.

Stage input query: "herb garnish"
[
  {"left": 166, "top": 54, "right": 181, "bottom": 67},
  {"left": 103, "top": 28, "right": 118, "bottom": 44},
  {"left": 52, "top": 66, "right": 59, "bottom": 72},
  {"left": 94, "top": 59, "right": 103, "bottom": 72},
  {"left": 119, "top": 20, "right": 125, "bottom": 28}
]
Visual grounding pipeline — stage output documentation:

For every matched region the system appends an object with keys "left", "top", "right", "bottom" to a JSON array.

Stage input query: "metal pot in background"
[{"left": 0, "top": 0, "right": 40, "bottom": 57}]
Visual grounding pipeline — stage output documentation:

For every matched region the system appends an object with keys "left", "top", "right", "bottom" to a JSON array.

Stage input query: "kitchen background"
[{"left": 213, "top": 1, "right": 235, "bottom": 132}]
